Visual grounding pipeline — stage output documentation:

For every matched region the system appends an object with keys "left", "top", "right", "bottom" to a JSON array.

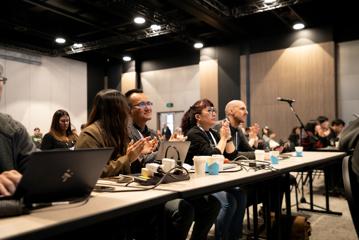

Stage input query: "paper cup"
[
  {"left": 193, "top": 156, "right": 207, "bottom": 177},
  {"left": 254, "top": 150, "right": 265, "bottom": 161}
]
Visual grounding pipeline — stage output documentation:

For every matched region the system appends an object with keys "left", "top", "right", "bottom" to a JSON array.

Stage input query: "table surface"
[{"left": 0, "top": 151, "right": 346, "bottom": 240}]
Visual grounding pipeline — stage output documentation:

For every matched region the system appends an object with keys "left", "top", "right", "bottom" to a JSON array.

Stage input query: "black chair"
[{"left": 342, "top": 155, "right": 359, "bottom": 237}]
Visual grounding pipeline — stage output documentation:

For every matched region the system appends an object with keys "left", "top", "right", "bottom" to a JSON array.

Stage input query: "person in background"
[
  {"left": 161, "top": 123, "right": 172, "bottom": 141},
  {"left": 0, "top": 63, "right": 35, "bottom": 196},
  {"left": 170, "top": 127, "right": 187, "bottom": 141},
  {"left": 181, "top": 99, "right": 245, "bottom": 240},
  {"left": 247, "top": 122, "right": 264, "bottom": 149},
  {"left": 331, "top": 119, "right": 346, "bottom": 145},
  {"left": 315, "top": 115, "right": 335, "bottom": 148},
  {"left": 41, "top": 109, "right": 78, "bottom": 150},
  {"left": 288, "top": 126, "right": 301, "bottom": 151},
  {"left": 31, "top": 127, "right": 43, "bottom": 148}
]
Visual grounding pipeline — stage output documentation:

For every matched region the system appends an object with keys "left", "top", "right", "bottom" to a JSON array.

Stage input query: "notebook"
[
  {"left": 155, "top": 141, "right": 190, "bottom": 165},
  {"left": 11, "top": 148, "right": 113, "bottom": 205}
]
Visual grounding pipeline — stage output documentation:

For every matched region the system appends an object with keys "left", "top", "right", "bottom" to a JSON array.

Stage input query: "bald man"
[{"left": 223, "top": 100, "right": 255, "bottom": 158}]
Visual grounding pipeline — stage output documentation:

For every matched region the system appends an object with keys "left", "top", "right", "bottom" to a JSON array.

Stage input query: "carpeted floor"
[{"left": 191, "top": 172, "right": 358, "bottom": 239}]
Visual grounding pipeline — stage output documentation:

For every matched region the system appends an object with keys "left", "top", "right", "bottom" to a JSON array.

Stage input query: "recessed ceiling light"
[
  {"left": 123, "top": 56, "right": 132, "bottom": 62},
  {"left": 150, "top": 24, "right": 161, "bottom": 31},
  {"left": 55, "top": 37, "right": 66, "bottom": 44},
  {"left": 293, "top": 22, "right": 305, "bottom": 30},
  {"left": 72, "top": 43, "right": 83, "bottom": 48},
  {"left": 264, "top": 0, "right": 276, "bottom": 4},
  {"left": 193, "top": 42, "right": 204, "bottom": 49},
  {"left": 134, "top": 17, "right": 146, "bottom": 24}
]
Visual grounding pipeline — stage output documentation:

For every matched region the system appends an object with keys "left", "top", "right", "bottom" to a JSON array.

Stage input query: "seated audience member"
[
  {"left": 182, "top": 99, "right": 246, "bottom": 240},
  {"left": 76, "top": 89, "right": 147, "bottom": 176},
  {"left": 170, "top": 127, "right": 187, "bottom": 141},
  {"left": 331, "top": 119, "right": 346, "bottom": 146},
  {"left": 31, "top": 127, "right": 43, "bottom": 148},
  {"left": 0, "top": 63, "right": 35, "bottom": 196},
  {"left": 126, "top": 89, "right": 219, "bottom": 240},
  {"left": 41, "top": 109, "right": 78, "bottom": 150},
  {"left": 288, "top": 126, "right": 301, "bottom": 151},
  {"left": 214, "top": 100, "right": 254, "bottom": 158},
  {"left": 262, "top": 126, "right": 280, "bottom": 150},
  {"left": 315, "top": 115, "right": 335, "bottom": 148},
  {"left": 301, "top": 120, "right": 320, "bottom": 150},
  {"left": 76, "top": 89, "right": 194, "bottom": 240},
  {"left": 247, "top": 123, "right": 264, "bottom": 149}
]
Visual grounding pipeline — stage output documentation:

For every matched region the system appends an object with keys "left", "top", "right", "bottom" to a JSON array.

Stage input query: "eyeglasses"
[
  {"left": 132, "top": 101, "right": 153, "bottom": 109},
  {"left": 0, "top": 76, "right": 7, "bottom": 85},
  {"left": 207, "top": 107, "right": 216, "bottom": 114}
]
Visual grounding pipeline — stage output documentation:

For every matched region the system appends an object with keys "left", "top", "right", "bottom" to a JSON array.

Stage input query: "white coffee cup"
[
  {"left": 212, "top": 154, "right": 225, "bottom": 171},
  {"left": 193, "top": 156, "right": 207, "bottom": 177},
  {"left": 162, "top": 158, "right": 176, "bottom": 172},
  {"left": 254, "top": 150, "right": 265, "bottom": 161}
]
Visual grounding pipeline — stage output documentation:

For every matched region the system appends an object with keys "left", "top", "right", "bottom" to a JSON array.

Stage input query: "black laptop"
[{"left": 11, "top": 148, "right": 113, "bottom": 205}]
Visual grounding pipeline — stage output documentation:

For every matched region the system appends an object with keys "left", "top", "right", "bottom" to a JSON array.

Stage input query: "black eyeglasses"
[
  {"left": 207, "top": 107, "right": 216, "bottom": 114},
  {"left": 0, "top": 76, "right": 7, "bottom": 85},
  {"left": 132, "top": 101, "right": 153, "bottom": 109}
]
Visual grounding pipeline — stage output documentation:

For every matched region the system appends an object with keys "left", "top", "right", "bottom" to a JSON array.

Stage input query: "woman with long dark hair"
[
  {"left": 76, "top": 89, "right": 146, "bottom": 177},
  {"left": 41, "top": 109, "right": 78, "bottom": 150},
  {"left": 181, "top": 98, "right": 246, "bottom": 240}
]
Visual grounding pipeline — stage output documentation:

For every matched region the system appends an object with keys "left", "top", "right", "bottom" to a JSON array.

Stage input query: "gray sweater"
[{"left": 0, "top": 113, "right": 35, "bottom": 172}]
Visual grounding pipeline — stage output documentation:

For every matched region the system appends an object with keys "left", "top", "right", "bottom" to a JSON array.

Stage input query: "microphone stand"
[{"left": 283, "top": 102, "right": 308, "bottom": 204}]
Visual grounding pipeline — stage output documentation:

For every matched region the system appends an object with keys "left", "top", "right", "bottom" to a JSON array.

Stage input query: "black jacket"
[{"left": 185, "top": 125, "right": 237, "bottom": 165}]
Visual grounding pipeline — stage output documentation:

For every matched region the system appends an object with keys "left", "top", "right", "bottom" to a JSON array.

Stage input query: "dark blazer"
[
  {"left": 128, "top": 123, "right": 157, "bottom": 173},
  {"left": 185, "top": 125, "right": 237, "bottom": 165}
]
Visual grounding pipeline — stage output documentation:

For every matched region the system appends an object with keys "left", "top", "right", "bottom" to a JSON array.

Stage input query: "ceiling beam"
[{"left": 167, "top": 0, "right": 243, "bottom": 35}]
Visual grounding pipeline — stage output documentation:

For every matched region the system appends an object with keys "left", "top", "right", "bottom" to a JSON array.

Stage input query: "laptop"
[
  {"left": 11, "top": 148, "right": 113, "bottom": 205},
  {"left": 156, "top": 141, "right": 190, "bottom": 165}
]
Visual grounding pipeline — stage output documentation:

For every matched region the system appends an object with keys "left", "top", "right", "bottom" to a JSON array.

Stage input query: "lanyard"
[{"left": 197, "top": 125, "right": 217, "bottom": 146}]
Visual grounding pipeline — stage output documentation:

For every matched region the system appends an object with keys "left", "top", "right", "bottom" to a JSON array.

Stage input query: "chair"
[{"left": 342, "top": 155, "right": 359, "bottom": 237}]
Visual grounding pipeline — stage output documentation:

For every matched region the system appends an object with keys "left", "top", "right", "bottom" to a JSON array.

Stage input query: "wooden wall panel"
[
  {"left": 240, "top": 55, "right": 247, "bottom": 105},
  {"left": 199, "top": 59, "right": 219, "bottom": 111},
  {"left": 120, "top": 72, "right": 136, "bottom": 94},
  {"left": 249, "top": 42, "right": 335, "bottom": 140}
]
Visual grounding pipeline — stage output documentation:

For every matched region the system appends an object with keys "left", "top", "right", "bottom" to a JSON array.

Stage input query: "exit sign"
[{"left": 166, "top": 102, "right": 174, "bottom": 108}]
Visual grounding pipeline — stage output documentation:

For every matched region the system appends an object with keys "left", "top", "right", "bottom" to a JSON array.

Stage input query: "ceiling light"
[
  {"left": 293, "top": 22, "right": 305, "bottom": 30},
  {"left": 264, "top": 0, "right": 276, "bottom": 4},
  {"left": 72, "top": 43, "right": 83, "bottom": 48},
  {"left": 134, "top": 17, "right": 146, "bottom": 24},
  {"left": 150, "top": 24, "right": 161, "bottom": 31},
  {"left": 55, "top": 37, "right": 66, "bottom": 44},
  {"left": 122, "top": 56, "right": 132, "bottom": 62},
  {"left": 193, "top": 42, "right": 204, "bottom": 49}
]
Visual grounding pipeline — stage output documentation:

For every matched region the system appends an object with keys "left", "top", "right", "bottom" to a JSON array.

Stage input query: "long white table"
[
  {"left": 0, "top": 188, "right": 177, "bottom": 240},
  {"left": 0, "top": 151, "right": 346, "bottom": 240}
]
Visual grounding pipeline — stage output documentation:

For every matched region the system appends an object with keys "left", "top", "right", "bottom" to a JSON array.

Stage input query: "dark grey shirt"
[{"left": 0, "top": 113, "right": 35, "bottom": 173}]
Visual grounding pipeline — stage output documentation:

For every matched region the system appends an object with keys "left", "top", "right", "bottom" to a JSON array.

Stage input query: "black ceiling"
[{"left": 0, "top": 0, "right": 357, "bottom": 62}]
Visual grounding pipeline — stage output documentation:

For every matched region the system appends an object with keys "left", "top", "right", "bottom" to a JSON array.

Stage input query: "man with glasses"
[
  {"left": 0, "top": 63, "right": 35, "bottom": 196},
  {"left": 125, "top": 89, "right": 158, "bottom": 173}
]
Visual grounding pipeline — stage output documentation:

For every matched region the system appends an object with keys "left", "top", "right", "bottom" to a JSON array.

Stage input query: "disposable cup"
[
  {"left": 193, "top": 156, "right": 207, "bottom": 177},
  {"left": 254, "top": 150, "right": 265, "bottom": 161},
  {"left": 295, "top": 146, "right": 303, "bottom": 157}
]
